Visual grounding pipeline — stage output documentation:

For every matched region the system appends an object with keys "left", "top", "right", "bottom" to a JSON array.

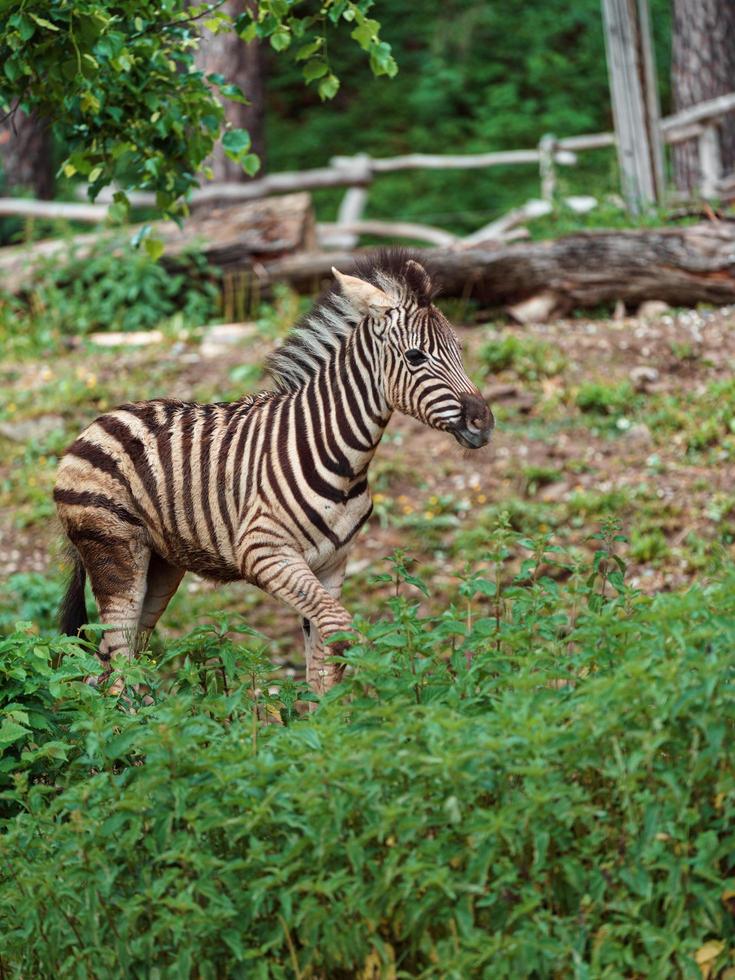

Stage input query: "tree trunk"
[
  {"left": 0, "top": 110, "right": 54, "bottom": 199},
  {"left": 258, "top": 223, "right": 735, "bottom": 313},
  {"left": 195, "top": 0, "right": 266, "bottom": 182},
  {"left": 671, "top": 0, "right": 735, "bottom": 194}
]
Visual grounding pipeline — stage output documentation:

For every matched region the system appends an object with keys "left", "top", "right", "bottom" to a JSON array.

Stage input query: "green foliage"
[
  {"left": 575, "top": 380, "right": 635, "bottom": 416},
  {"left": 480, "top": 333, "right": 565, "bottom": 380},
  {"left": 647, "top": 378, "right": 735, "bottom": 458},
  {"left": 0, "top": 573, "right": 62, "bottom": 634},
  {"left": 0, "top": 1, "right": 395, "bottom": 214},
  {"left": 2, "top": 239, "right": 218, "bottom": 339},
  {"left": 266, "top": 0, "right": 672, "bottom": 232},
  {"left": 2, "top": 530, "right": 735, "bottom": 977},
  {"left": 0, "top": 624, "right": 98, "bottom": 817}
]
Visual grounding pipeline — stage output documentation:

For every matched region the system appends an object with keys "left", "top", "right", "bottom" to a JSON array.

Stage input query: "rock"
[
  {"left": 622, "top": 422, "right": 653, "bottom": 447},
  {"left": 637, "top": 300, "right": 670, "bottom": 320},
  {"left": 486, "top": 383, "right": 519, "bottom": 401},
  {"left": 200, "top": 322, "right": 258, "bottom": 359},
  {"left": 88, "top": 329, "right": 164, "bottom": 347},
  {"left": 630, "top": 365, "right": 660, "bottom": 390},
  {"left": 0, "top": 414, "right": 64, "bottom": 443},
  {"left": 506, "top": 290, "right": 559, "bottom": 325},
  {"left": 564, "top": 195, "right": 597, "bottom": 214}
]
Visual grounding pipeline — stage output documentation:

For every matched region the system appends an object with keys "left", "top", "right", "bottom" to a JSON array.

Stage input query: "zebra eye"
[{"left": 405, "top": 348, "right": 428, "bottom": 367}]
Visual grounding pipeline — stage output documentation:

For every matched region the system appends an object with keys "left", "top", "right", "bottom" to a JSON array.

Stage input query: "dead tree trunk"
[
  {"left": 0, "top": 193, "right": 314, "bottom": 293},
  {"left": 671, "top": 0, "right": 735, "bottom": 194},
  {"left": 0, "top": 110, "right": 54, "bottom": 199},
  {"left": 259, "top": 223, "right": 735, "bottom": 314}
]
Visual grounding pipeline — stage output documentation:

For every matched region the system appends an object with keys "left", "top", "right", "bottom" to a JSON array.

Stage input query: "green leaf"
[
  {"left": 143, "top": 237, "right": 165, "bottom": 262},
  {"left": 0, "top": 719, "right": 30, "bottom": 750},
  {"left": 241, "top": 153, "right": 260, "bottom": 177},
  {"left": 295, "top": 39, "right": 323, "bottom": 62},
  {"left": 269, "top": 26, "right": 291, "bottom": 52},
  {"left": 318, "top": 74, "right": 340, "bottom": 100},
  {"left": 351, "top": 17, "right": 380, "bottom": 50},
  {"left": 222, "top": 128, "right": 251, "bottom": 154},
  {"left": 302, "top": 58, "right": 328, "bottom": 82},
  {"left": 28, "top": 13, "right": 60, "bottom": 31}
]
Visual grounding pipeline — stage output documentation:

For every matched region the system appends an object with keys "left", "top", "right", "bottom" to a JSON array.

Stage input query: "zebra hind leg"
[{"left": 68, "top": 528, "right": 151, "bottom": 692}]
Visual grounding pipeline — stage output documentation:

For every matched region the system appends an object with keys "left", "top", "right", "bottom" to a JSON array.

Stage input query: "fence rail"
[{"left": 2, "top": 91, "right": 735, "bottom": 245}]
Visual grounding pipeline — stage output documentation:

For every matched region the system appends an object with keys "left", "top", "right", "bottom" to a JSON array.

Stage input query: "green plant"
[
  {"left": 32, "top": 241, "right": 219, "bottom": 335},
  {"left": 480, "top": 334, "right": 566, "bottom": 380},
  {"left": 629, "top": 527, "right": 669, "bottom": 564},
  {"left": 2, "top": 530, "right": 735, "bottom": 976},
  {"left": 0, "top": 573, "right": 63, "bottom": 634},
  {"left": 575, "top": 380, "right": 635, "bottom": 415}
]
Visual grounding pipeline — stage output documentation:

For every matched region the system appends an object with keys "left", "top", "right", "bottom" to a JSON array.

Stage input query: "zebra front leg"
[
  {"left": 302, "top": 558, "right": 348, "bottom": 696},
  {"left": 251, "top": 554, "right": 352, "bottom": 698}
]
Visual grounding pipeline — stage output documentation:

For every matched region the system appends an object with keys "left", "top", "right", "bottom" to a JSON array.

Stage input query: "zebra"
[{"left": 54, "top": 250, "right": 493, "bottom": 696}]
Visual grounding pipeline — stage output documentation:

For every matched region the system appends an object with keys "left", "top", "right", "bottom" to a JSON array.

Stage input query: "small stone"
[
  {"left": 637, "top": 300, "right": 670, "bottom": 320},
  {"left": 623, "top": 423, "right": 653, "bottom": 447},
  {"left": 630, "top": 365, "right": 659, "bottom": 390}
]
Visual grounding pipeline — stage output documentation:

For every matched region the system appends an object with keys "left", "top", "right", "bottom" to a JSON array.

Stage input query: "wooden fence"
[{"left": 1, "top": 90, "right": 735, "bottom": 248}]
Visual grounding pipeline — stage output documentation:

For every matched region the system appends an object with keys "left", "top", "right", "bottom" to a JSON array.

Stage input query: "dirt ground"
[{"left": 2, "top": 301, "right": 735, "bottom": 652}]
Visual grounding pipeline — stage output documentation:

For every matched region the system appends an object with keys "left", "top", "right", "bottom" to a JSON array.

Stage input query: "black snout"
[{"left": 453, "top": 392, "right": 494, "bottom": 449}]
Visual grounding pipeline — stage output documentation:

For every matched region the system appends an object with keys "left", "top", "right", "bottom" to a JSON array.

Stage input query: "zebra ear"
[{"left": 332, "top": 267, "right": 393, "bottom": 314}]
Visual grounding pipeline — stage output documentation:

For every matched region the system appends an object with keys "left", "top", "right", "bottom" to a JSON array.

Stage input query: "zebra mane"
[{"left": 265, "top": 248, "right": 437, "bottom": 392}]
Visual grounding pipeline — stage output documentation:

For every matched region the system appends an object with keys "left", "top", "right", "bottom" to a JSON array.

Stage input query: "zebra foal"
[{"left": 55, "top": 251, "right": 493, "bottom": 695}]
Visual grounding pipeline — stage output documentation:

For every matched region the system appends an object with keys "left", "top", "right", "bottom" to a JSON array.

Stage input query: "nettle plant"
[
  {"left": 1, "top": 523, "right": 735, "bottom": 978},
  {"left": 0, "top": 1, "right": 397, "bottom": 218}
]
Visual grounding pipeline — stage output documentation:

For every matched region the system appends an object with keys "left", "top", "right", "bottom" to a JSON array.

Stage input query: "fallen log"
[
  {"left": 0, "top": 193, "right": 315, "bottom": 293},
  {"left": 257, "top": 222, "right": 735, "bottom": 316}
]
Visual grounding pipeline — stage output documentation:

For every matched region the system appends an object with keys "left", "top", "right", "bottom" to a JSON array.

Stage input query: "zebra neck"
[{"left": 298, "top": 318, "right": 391, "bottom": 484}]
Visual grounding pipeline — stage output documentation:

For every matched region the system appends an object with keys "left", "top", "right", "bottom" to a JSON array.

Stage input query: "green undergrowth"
[{"left": 1, "top": 526, "right": 735, "bottom": 978}]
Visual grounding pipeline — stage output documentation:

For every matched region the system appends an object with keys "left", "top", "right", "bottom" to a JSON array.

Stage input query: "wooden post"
[
  {"left": 601, "top": 0, "right": 665, "bottom": 214},
  {"left": 698, "top": 124, "right": 722, "bottom": 199},
  {"left": 538, "top": 134, "right": 557, "bottom": 202}
]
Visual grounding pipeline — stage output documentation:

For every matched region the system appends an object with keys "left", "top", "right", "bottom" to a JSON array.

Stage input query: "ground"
[{"left": 2, "top": 299, "right": 734, "bottom": 665}]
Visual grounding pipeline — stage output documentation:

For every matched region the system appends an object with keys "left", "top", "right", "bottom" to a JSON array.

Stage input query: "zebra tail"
[{"left": 59, "top": 550, "right": 88, "bottom": 637}]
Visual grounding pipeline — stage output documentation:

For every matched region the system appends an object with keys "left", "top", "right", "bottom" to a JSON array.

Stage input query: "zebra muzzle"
[{"left": 453, "top": 393, "right": 494, "bottom": 448}]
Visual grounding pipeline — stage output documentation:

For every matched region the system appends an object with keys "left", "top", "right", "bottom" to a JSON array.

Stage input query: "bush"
[
  {"left": 0, "top": 239, "right": 219, "bottom": 351},
  {"left": 1, "top": 532, "right": 735, "bottom": 978}
]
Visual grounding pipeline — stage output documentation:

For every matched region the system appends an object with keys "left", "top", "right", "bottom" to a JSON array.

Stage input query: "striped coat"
[{"left": 55, "top": 251, "right": 493, "bottom": 696}]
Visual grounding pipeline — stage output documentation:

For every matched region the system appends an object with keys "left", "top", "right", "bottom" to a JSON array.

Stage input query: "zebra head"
[{"left": 333, "top": 260, "right": 493, "bottom": 449}]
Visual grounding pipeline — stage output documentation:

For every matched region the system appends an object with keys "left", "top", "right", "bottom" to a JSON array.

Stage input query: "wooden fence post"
[
  {"left": 538, "top": 134, "right": 557, "bottom": 202},
  {"left": 601, "top": 0, "right": 665, "bottom": 214},
  {"left": 698, "top": 124, "right": 722, "bottom": 199}
]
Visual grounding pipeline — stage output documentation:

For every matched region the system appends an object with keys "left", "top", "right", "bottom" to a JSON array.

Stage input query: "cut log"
[
  {"left": 257, "top": 223, "right": 735, "bottom": 312},
  {"left": 0, "top": 193, "right": 315, "bottom": 293}
]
